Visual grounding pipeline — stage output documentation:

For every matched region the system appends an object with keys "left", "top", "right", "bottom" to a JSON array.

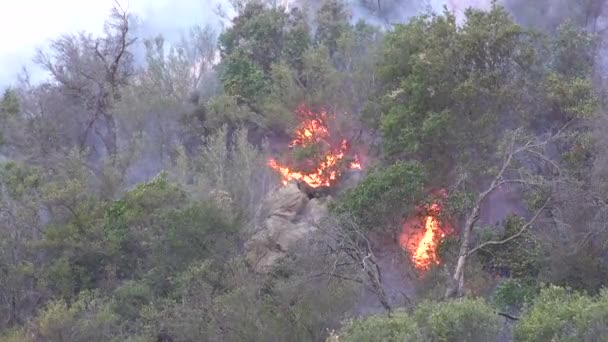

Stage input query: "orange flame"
[
  {"left": 400, "top": 202, "right": 451, "bottom": 271},
  {"left": 268, "top": 105, "right": 360, "bottom": 188}
]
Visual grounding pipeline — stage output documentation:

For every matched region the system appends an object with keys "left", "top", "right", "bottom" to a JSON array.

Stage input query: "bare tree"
[
  {"left": 445, "top": 125, "right": 569, "bottom": 298},
  {"left": 35, "top": 3, "right": 136, "bottom": 158},
  {"left": 313, "top": 214, "right": 393, "bottom": 312}
]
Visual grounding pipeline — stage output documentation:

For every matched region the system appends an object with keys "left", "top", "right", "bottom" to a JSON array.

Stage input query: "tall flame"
[
  {"left": 268, "top": 105, "right": 360, "bottom": 188},
  {"left": 400, "top": 201, "right": 451, "bottom": 271}
]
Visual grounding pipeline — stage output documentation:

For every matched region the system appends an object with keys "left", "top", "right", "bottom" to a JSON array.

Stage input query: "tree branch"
[
  {"left": 468, "top": 196, "right": 551, "bottom": 256},
  {"left": 497, "top": 311, "right": 520, "bottom": 321}
]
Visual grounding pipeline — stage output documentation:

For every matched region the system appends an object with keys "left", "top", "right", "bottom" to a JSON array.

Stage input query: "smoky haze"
[
  {"left": 0, "top": 0, "right": 229, "bottom": 89},
  {"left": 6, "top": 0, "right": 604, "bottom": 89}
]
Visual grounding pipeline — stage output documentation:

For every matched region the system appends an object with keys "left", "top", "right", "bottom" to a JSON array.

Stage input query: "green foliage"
[
  {"left": 444, "top": 190, "right": 476, "bottom": 216},
  {"left": 337, "top": 312, "right": 421, "bottom": 342},
  {"left": 25, "top": 291, "right": 119, "bottom": 342},
  {"left": 138, "top": 258, "right": 357, "bottom": 342},
  {"left": 415, "top": 299, "right": 501, "bottom": 342},
  {"left": 315, "top": 0, "right": 351, "bottom": 55},
  {"left": 493, "top": 279, "right": 539, "bottom": 312},
  {"left": 205, "top": 94, "right": 260, "bottom": 130},
  {"left": 1, "top": 2, "right": 606, "bottom": 341},
  {"left": 0, "top": 88, "right": 19, "bottom": 117},
  {"left": 544, "top": 73, "right": 598, "bottom": 118},
  {"left": 38, "top": 170, "right": 236, "bottom": 300},
  {"left": 562, "top": 131, "right": 593, "bottom": 174},
  {"left": 338, "top": 298, "right": 500, "bottom": 342},
  {"left": 195, "top": 126, "right": 268, "bottom": 218},
  {"left": 332, "top": 161, "right": 426, "bottom": 229},
  {"left": 478, "top": 214, "right": 542, "bottom": 279},
  {"left": 111, "top": 281, "right": 153, "bottom": 322},
  {"left": 1, "top": 327, "right": 28, "bottom": 342},
  {"left": 0, "top": 161, "right": 41, "bottom": 199},
  {"left": 293, "top": 142, "right": 323, "bottom": 162},
  {"left": 221, "top": 52, "right": 269, "bottom": 101},
  {"left": 151, "top": 202, "right": 237, "bottom": 275},
  {"left": 515, "top": 286, "right": 608, "bottom": 341},
  {"left": 552, "top": 20, "right": 596, "bottom": 78},
  {"left": 375, "top": 3, "right": 595, "bottom": 185},
  {"left": 219, "top": 3, "right": 310, "bottom": 105}
]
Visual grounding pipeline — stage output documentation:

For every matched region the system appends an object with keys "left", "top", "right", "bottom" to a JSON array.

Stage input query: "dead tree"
[
  {"left": 313, "top": 214, "right": 393, "bottom": 313},
  {"left": 445, "top": 125, "right": 569, "bottom": 298},
  {"left": 35, "top": 2, "right": 136, "bottom": 158}
]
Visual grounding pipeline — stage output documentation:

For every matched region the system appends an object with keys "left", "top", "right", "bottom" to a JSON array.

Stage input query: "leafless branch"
[{"left": 468, "top": 196, "right": 551, "bottom": 256}]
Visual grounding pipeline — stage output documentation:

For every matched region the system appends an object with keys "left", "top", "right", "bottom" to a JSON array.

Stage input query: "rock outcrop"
[{"left": 245, "top": 181, "right": 331, "bottom": 272}]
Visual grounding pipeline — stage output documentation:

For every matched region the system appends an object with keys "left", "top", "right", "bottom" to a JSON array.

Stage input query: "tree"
[
  {"left": 114, "top": 24, "right": 218, "bottom": 166},
  {"left": 218, "top": 2, "right": 310, "bottom": 107},
  {"left": 35, "top": 4, "right": 136, "bottom": 157},
  {"left": 377, "top": 5, "right": 539, "bottom": 181},
  {"left": 315, "top": 0, "right": 351, "bottom": 56},
  {"left": 0, "top": 162, "right": 44, "bottom": 329},
  {"left": 318, "top": 162, "right": 427, "bottom": 312},
  {"left": 3, "top": 291, "right": 120, "bottom": 342},
  {"left": 0, "top": 88, "right": 19, "bottom": 118},
  {"left": 445, "top": 128, "right": 564, "bottom": 298},
  {"left": 314, "top": 214, "right": 394, "bottom": 312}
]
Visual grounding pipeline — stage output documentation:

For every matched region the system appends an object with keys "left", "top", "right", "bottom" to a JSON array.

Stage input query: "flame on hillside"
[
  {"left": 399, "top": 195, "right": 452, "bottom": 271},
  {"left": 268, "top": 105, "right": 361, "bottom": 188}
]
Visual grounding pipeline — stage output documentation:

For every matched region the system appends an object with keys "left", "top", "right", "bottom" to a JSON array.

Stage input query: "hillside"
[{"left": 1, "top": 0, "right": 607, "bottom": 341}]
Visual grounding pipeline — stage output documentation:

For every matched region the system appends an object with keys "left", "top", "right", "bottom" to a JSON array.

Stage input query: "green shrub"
[
  {"left": 112, "top": 281, "right": 153, "bottom": 322},
  {"left": 338, "top": 298, "right": 500, "bottom": 342},
  {"left": 515, "top": 286, "right": 608, "bottom": 341},
  {"left": 23, "top": 292, "right": 119, "bottom": 342},
  {"left": 415, "top": 298, "right": 500, "bottom": 342},
  {"left": 493, "top": 279, "right": 538, "bottom": 312},
  {"left": 332, "top": 161, "right": 426, "bottom": 229},
  {"left": 337, "top": 312, "right": 420, "bottom": 342}
]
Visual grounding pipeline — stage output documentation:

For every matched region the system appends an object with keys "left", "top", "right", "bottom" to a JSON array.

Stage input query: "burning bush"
[
  {"left": 400, "top": 198, "right": 454, "bottom": 271},
  {"left": 268, "top": 105, "right": 360, "bottom": 188}
]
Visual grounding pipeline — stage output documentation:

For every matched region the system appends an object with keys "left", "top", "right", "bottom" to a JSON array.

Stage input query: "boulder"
[
  {"left": 245, "top": 181, "right": 331, "bottom": 272},
  {"left": 261, "top": 182, "right": 309, "bottom": 221}
]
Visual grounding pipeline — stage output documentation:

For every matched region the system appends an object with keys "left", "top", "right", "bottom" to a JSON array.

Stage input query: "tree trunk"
[
  {"left": 103, "top": 112, "right": 118, "bottom": 157},
  {"left": 445, "top": 202, "right": 480, "bottom": 298},
  {"left": 445, "top": 172, "right": 499, "bottom": 298}
]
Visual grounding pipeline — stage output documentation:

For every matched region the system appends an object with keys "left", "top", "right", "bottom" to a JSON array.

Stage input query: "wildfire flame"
[
  {"left": 268, "top": 105, "right": 361, "bottom": 188},
  {"left": 400, "top": 201, "right": 451, "bottom": 271}
]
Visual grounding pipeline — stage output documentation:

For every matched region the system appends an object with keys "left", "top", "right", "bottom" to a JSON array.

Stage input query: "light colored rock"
[
  {"left": 262, "top": 182, "right": 309, "bottom": 221},
  {"left": 307, "top": 197, "right": 331, "bottom": 225},
  {"left": 245, "top": 181, "right": 330, "bottom": 272}
]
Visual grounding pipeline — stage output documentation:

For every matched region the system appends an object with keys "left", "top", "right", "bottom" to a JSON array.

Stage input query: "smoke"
[{"left": 283, "top": 0, "right": 493, "bottom": 27}]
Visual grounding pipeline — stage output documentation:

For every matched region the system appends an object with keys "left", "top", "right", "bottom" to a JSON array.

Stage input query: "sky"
[
  {"left": 0, "top": 0, "right": 491, "bottom": 89},
  {"left": 0, "top": 0, "right": 228, "bottom": 88}
]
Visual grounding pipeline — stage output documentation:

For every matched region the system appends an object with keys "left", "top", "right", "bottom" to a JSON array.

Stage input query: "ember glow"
[
  {"left": 400, "top": 201, "right": 452, "bottom": 271},
  {"left": 268, "top": 105, "right": 361, "bottom": 188}
]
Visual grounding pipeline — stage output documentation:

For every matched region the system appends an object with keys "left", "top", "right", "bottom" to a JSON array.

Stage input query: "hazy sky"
[
  {"left": 0, "top": 0, "right": 489, "bottom": 89},
  {"left": 0, "top": 0, "right": 227, "bottom": 88}
]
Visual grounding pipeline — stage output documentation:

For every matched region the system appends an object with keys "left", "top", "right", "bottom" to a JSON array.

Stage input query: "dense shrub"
[
  {"left": 338, "top": 298, "right": 500, "bottom": 342},
  {"left": 515, "top": 286, "right": 608, "bottom": 341}
]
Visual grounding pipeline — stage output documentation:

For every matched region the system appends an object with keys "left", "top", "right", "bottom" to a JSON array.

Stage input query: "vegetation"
[
  {"left": 335, "top": 298, "right": 500, "bottom": 342},
  {"left": 1, "top": 0, "right": 607, "bottom": 341}
]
